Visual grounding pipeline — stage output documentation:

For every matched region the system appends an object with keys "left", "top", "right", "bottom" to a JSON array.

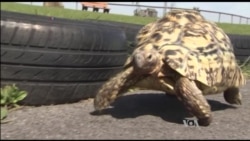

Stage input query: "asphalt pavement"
[{"left": 1, "top": 80, "right": 250, "bottom": 139}]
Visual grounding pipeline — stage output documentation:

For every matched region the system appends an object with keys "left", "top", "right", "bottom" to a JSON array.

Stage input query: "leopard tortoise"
[{"left": 93, "top": 9, "right": 246, "bottom": 126}]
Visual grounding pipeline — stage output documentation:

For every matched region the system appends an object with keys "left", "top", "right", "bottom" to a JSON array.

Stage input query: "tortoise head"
[{"left": 131, "top": 44, "right": 163, "bottom": 75}]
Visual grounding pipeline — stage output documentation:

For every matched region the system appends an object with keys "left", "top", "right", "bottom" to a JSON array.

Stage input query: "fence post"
[
  {"left": 218, "top": 13, "right": 221, "bottom": 23},
  {"left": 231, "top": 15, "right": 233, "bottom": 24},
  {"left": 163, "top": 2, "right": 167, "bottom": 16}
]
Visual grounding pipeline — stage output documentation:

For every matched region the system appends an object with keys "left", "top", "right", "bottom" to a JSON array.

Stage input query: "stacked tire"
[
  {"left": 83, "top": 19, "right": 142, "bottom": 54},
  {"left": 83, "top": 19, "right": 250, "bottom": 63},
  {"left": 227, "top": 34, "right": 250, "bottom": 63},
  {"left": 1, "top": 11, "right": 128, "bottom": 106}
]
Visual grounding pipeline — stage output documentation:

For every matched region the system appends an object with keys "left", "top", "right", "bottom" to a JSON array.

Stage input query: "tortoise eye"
[{"left": 147, "top": 54, "right": 152, "bottom": 60}]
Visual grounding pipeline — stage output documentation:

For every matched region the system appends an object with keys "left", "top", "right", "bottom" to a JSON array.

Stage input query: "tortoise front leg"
[
  {"left": 175, "top": 77, "right": 212, "bottom": 126},
  {"left": 94, "top": 67, "right": 143, "bottom": 111}
]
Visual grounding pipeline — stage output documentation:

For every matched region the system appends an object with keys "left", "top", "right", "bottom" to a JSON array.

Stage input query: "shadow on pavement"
[{"left": 91, "top": 93, "right": 237, "bottom": 125}]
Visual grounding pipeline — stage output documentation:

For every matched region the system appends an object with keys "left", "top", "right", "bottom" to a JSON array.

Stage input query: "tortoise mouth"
[{"left": 132, "top": 50, "right": 162, "bottom": 75}]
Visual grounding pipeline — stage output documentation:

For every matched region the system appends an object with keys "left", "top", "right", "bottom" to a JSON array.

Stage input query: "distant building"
[
  {"left": 134, "top": 8, "right": 158, "bottom": 18},
  {"left": 43, "top": 2, "right": 64, "bottom": 8}
]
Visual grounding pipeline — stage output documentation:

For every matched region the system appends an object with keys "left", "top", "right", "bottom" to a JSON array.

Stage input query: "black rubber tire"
[
  {"left": 227, "top": 34, "right": 250, "bottom": 63},
  {"left": 82, "top": 19, "right": 142, "bottom": 54},
  {"left": 83, "top": 19, "right": 143, "bottom": 43},
  {"left": 1, "top": 11, "right": 128, "bottom": 106},
  {"left": 83, "top": 20, "right": 250, "bottom": 62}
]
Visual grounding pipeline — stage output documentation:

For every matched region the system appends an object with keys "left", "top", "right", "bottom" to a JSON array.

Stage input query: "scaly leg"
[
  {"left": 175, "top": 77, "right": 212, "bottom": 126},
  {"left": 224, "top": 87, "right": 242, "bottom": 105},
  {"left": 94, "top": 67, "right": 144, "bottom": 111}
]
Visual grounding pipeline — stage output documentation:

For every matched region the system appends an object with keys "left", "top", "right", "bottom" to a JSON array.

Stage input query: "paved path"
[{"left": 1, "top": 80, "right": 250, "bottom": 139}]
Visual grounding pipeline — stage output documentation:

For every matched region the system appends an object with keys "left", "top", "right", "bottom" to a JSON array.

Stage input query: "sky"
[{"left": 19, "top": 2, "right": 250, "bottom": 24}]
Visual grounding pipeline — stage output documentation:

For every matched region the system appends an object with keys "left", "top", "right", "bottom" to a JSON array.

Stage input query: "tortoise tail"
[{"left": 232, "top": 66, "right": 246, "bottom": 87}]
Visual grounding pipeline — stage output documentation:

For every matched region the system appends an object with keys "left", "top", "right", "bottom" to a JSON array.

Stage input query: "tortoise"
[{"left": 93, "top": 9, "right": 246, "bottom": 126}]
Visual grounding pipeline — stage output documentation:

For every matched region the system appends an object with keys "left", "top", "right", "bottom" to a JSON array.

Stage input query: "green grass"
[
  {"left": 0, "top": 2, "right": 155, "bottom": 25},
  {"left": 241, "top": 60, "right": 250, "bottom": 79},
  {"left": 217, "top": 23, "right": 250, "bottom": 35},
  {"left": 242, "top": 65, "right": 250, "bottom": 79},
  {"left": 1, "top": 2, "right": 250, "bottom": 35}
]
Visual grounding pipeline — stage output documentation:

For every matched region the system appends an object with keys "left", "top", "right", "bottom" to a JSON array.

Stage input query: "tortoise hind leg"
[
  {"left": 175, "top": 77, "right": 212, "bottom": 126},
  {"left": 224, "top": 87, "right": 242, "bottom": 105}
]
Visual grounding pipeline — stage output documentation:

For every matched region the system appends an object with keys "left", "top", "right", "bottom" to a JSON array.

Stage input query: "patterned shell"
[{"left": 135, "top": 9, "right": 245, "bottom": 87}]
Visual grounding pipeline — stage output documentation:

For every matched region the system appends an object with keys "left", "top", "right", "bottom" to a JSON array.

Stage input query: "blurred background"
[{"left": 18, "top": 2, "right": 250, "bottom": 24}]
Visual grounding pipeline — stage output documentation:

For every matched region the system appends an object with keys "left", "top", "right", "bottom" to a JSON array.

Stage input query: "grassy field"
[
  {"left": 1, "top": 2, "right": 250, "bottom": 35},
  {"left": 242, "top": 65, "right": 250, "bottom": 79},
  {"left": 1, "top": 2, "right": 155, "bottom": 25}
]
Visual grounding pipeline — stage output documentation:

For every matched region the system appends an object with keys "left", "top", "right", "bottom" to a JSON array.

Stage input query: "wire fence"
[
  {"left": 108, "top": 3, "right": 250, "bottom": 25},
  {"left": 25, "top": 2, "right": 250, "bottom": 25}
]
